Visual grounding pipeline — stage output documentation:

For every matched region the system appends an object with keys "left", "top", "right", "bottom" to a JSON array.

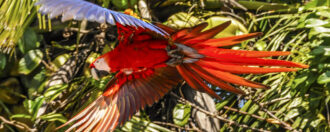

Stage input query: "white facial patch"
[{"left": 93, "top": 58, "right": 111, "bottom": 72}]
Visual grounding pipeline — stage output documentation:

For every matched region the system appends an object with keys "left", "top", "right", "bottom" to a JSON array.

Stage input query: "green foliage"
[
  {"left": 217, "top": 0, "right": 330, "bottom": 131},
  {"left": 0, "top": 0, "right": 37, "bottom": 54}
]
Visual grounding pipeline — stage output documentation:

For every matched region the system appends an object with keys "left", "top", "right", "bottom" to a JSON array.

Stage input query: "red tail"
[{"left": 165, "top": 21, "right": 308, "bottom": 98}]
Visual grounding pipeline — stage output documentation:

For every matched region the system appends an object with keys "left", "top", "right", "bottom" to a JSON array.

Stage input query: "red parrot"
[{"left": 36, "top": 0, "right": 309, "bottom": 131}]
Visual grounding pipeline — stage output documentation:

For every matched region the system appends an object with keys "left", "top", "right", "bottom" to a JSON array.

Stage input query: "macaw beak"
[
  {"left": 91, "top": 68, "right": 110, "bottom": 80},
  {"left": 91, "top": 68, "right": 100, "bottom": 80}
]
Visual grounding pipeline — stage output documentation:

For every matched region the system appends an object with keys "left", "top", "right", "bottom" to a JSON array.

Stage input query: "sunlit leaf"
[
  {"left": 173, "top": 103, "right": 191, "bottom": 126},
  {"left": 10, "top": 114, "right": 32, "bottom": 120},
  {"left": 18, "top": 49, "right": 43, "bottom": 75},
  {"left": 317, "top": 71, "right": 330, "bottom": 84},
  {"left": 284, "top": 108, "right": 300, "bottom": 121},
  {"left": 255, "top": 40, "right": 267, "bottom": 51},
  {"left": 288, "top": 97, "right": 303, "bottom": 109},
  {"left": 40, "top": 113, "right": 67, "bottom": 123},
  {"left": 310, "top": 118, "right": 323, "bottom": 128},
  {"left": 305, "top": 18, "right": 329, "bottom": 28},
  {"left": 52, "top": 53, "right": 71, "bottom": 70},
  {"left": 44, "top": 84, "right": 68, "bottom": 101},
  {"left": 205, "top": 16, "right": 248, "bottom": 38},
  {"left": 166, "top": 12, "right": 200, "bottom": 29}
]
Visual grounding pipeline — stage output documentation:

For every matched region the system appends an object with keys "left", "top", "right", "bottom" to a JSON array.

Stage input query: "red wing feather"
[{"left": 57, "top": 67, "right": 181, "bottom": 131}]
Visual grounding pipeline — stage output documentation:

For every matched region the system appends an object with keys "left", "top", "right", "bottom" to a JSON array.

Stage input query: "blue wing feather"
[{"left": 36, "top": 0, "right": 168, "bottom": 36}]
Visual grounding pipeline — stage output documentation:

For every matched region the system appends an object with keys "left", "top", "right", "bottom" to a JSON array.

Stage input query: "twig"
[
  {"left": 259, "top": 97, "right": 291, "bottom": 106},
  {"left": 260, "top": 107, "right": 298, "bottom": 132},
  {"left": 153, "top": 121, "right": 201, "bottom": 132},
  {"left": 0, "top": 116, "right": 37, "bottom": 132},
  {"left": 189, "top": 121, "right": 202, "bottom": 132},
  {"left": 223, "top": 106, "right": 266, "bottom": 121},
  {"left": 214, "top": 11, "right": 247, "bottom": 24},
  {"left": 69, "top": 27, "right": 90, "bottom": 34},
  {"left": 41, "top": 60, "right": 55, "bottom": 72},
  {"left": 170, "top": 93, "right": 270, "bottom": 132},
  {"left": 226, "top": 0, "right": 247, "bottom": 11}
]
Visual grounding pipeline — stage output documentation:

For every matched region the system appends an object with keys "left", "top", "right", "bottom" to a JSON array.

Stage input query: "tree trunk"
[{"left": 182, "top": 85, "right": 221, "bottom": 132}]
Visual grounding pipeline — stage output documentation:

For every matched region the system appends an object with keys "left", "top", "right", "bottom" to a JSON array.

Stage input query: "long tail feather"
[
  {"left": 200, "top": 65, "right": 268, "bottom": 88},
  {"left": 193, "top": 32, "right": 262, "bottom": 47},
  {"left": 176, "top": 65, "right": 222, "bottom": 99},
  {"left": 196, "top": 59, "right": 298, "bottom": 74},
  {"left": 183, "top": 21, "right": 231, "bottom": 44},
  {"left": 188, "top": 63, "right": 245, "bottom": 94},
  {"left": 203, "top": 55, "right": 309, "bottom": 68},
  {"left": 175, "top": 23, "right": 209, "bottom": 42},
  {"left": 199, "top": 48, "right": 291, "bottom": 57}
]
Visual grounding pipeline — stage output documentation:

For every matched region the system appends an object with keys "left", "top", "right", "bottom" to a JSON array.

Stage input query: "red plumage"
[{"left": 58, "top": 21, "right": 308, "bottom": 131}]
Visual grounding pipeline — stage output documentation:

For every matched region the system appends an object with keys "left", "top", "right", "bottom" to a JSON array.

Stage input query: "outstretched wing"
[
  {"left": 57, "top": 67, "right": 181, "bottom": 131},
  {"left": 36, "top": 0, "right": 168, "bottom": 36}
]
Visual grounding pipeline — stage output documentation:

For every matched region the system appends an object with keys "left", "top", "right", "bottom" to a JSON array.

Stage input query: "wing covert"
[{"left": 36, "top": 0, "right": 168, "bottom": 36}]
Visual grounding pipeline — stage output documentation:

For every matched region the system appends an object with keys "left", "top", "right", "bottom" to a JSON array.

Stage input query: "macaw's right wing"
[
  {"left": 35, "top": 0, "right": 168, "bottom": 36},
  {"left": 57, "top": 67, "right": 181, "bottom": 132}
]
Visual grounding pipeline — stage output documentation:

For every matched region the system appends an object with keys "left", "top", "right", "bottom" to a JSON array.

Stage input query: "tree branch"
[{"left": 0, "top": 116, "right": 36, "bottom": 132}]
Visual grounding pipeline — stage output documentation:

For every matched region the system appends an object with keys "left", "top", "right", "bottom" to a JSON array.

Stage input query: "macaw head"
[{"left": 90, "top": 58, "right": 111, "bottom": 80}]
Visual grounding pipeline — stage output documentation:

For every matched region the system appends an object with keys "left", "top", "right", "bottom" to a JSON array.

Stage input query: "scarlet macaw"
[{"left": 37, "top": 0, "right": 308, "bottom": 131}]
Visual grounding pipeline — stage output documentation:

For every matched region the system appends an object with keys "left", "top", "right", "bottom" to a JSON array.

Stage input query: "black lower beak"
[{"left": 91, "top": 68, "right": 110, "bottom": 80}]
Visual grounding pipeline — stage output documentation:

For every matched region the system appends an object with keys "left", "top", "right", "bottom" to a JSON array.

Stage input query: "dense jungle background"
[{"left": 0, "top": 0, "right": 329, "bottom": 131}]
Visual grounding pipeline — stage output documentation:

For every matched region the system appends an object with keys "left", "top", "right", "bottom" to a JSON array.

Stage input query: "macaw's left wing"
[
  {"left": 57, "top": 67, "right": 181, "bottom": 132},
  {"left": 35, "top": 0, "right": 168, "bottom": 36}
]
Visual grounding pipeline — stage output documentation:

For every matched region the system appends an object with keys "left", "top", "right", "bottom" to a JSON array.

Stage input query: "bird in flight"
[{"left": 36, "top": 0, "right": 309, "bottom": 131}]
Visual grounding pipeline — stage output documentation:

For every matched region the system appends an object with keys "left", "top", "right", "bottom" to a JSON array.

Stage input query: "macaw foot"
[
  {"left": 166, "top": 43, "right": 204, "bottom": 67},
  {"left": 166, "top": 45, "right": 184, "bottom": 67}
]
